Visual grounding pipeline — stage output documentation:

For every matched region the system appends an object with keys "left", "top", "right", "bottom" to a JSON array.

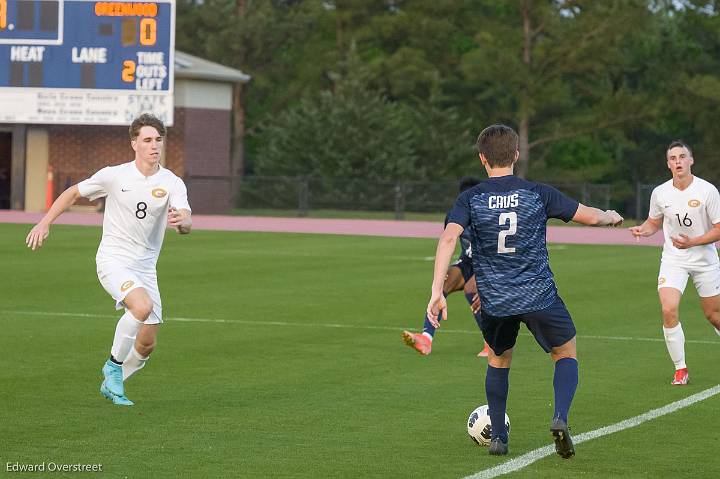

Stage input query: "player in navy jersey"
[
  {"left": 402, "top": 176, "right": 490, "bottom": 357},
  {"left": 426, "top": 124, "right": 623, "bottom": 457}
]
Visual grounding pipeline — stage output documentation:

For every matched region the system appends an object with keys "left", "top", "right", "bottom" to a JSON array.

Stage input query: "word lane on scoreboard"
[{"left": 0, "top": 1, "right": 175, "bottom": 125}]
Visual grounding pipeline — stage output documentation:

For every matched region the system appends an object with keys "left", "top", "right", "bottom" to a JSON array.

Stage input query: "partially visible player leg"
[
  {"left": 523, "top": 298, "right": 577, "bottom": 458},
  {"left": 102, "top": 308, "right": 143, "bottom": 402},
  {"left": 402, "top": 266, "right": 464, "bottom": 355},
  {"left": 550, "top": 337, "right": 578, "bottom": 424},
  {"left": 699, "top": 295, "right": 720, "bottom": 335},
  {"left": 101, "top": 288, "right": 153, "bottom": 405},
  {"left": 486, "top": 347, "right": 512, "bottom": 455},
  {"left": 123, "top": 272, "right": 162, "bottom": 381},
  {"left": 123, "top": 324, "right": 157, "bottom": 380},
  {"left": 659, "top": 287, "right": 688, "bottom": 384},
  {"left": 549, "top": 337, "right": 578, "bottom": 459},
  {"left": 463, "top": 275, "right": 490, "bottom": 357},
  {"left": 110, "top": 309, "right": 144, "bottom": 366},
  {"left": 694, "top": 268, "right": 720, "bottom": 336},
  {"left": 658, "top": 265, "right": 689, "bottom": 384},
  {"left": 480, "top": 312, "right": 517, "bottom": 455}
]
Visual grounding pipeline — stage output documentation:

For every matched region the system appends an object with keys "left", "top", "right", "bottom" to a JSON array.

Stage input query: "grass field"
[
  {"left": 1, "top": 223, "right": 718, "bottom": 478},
  {"left": 230, "top": 208, "right": 446, "bottom": 221}
]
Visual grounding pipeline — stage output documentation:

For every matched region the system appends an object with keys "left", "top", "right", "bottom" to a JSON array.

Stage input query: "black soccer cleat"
[
  {"left": 550, "top": 417, "right": 575, "bottom": 459},
  {"left": 488, "top": 438, "right": 508, "bottom": 456}
]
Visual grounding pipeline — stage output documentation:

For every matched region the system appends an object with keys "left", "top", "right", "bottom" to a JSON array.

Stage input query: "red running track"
[{"left": 1, "top": 210, "right": 663, "bottom": 246}]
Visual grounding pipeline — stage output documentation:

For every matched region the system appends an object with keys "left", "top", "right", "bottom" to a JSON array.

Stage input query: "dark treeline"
[{"left": 177, "top": 0, "right": 720, "bottom": 203}]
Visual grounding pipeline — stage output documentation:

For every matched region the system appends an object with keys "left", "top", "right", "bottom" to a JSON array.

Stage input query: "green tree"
[
  {"left": 177, "top": 0, "right": 336, "bottom": 175},
  {"left": 459, "top": 0, "right": 659, "bottom": 177},
  {"left": 175, "top": 0, "right": 720, "bottom": 196},
  {"left": 254, "top": 71, "right": 417, "bottom": 180}
]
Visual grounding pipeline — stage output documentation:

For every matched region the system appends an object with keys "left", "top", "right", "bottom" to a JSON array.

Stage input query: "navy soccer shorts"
[
  {"left": 478, "top": 296, "right": 576, "bottom": 355},
  {"left": 450, "top": 255, "right": 474, "bottom": 283}
]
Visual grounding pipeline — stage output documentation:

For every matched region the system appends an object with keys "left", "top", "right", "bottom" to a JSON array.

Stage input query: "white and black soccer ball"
[{"left": 467, "top": 405, "right": 510, "bottom": 446}]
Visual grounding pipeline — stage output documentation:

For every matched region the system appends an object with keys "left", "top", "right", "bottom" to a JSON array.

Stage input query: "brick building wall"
[
  {"left": 179, "top": 107, "right": 233, "bottom": 213},
  {"left": 46, "top": 107, "right": 232, "bottom": 213}
]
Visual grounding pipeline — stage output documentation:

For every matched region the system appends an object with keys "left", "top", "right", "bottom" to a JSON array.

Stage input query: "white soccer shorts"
[
  {"left": 97, "top": 261, "right": 163, "bottom": 324},
  {"left": 657, "top": 263, "right": 720, "bottom": 298}
]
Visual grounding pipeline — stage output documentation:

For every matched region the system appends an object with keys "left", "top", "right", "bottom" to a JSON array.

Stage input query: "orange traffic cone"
[{"left": 45, "top": 166, "right": 54, "bottom": 211}]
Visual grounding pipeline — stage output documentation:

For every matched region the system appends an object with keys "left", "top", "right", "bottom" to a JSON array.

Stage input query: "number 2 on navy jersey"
[{"left": 497, "top": 212, "right": 517, "bottom": 253}]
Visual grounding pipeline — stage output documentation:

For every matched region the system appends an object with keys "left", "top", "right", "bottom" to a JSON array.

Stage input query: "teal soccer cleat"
[
  {"left": 100, "top": 381, "right": 134, "bottom": 406},
  {"left": 101, "top": 359, "right": 124, "bottom": 397}
]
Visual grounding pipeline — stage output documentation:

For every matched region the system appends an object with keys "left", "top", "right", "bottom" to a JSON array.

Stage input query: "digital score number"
[
  {"left": 0, "top": 1, "right": 175, "bottom": 125},
  {"left": 1, "top": 1, "right": 7, "bottom": 31}
]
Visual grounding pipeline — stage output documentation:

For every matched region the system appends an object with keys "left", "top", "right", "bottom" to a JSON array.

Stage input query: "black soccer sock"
[
  {"left": 553, "top": 357, "right": 578, "bottom": 423},
  {"left": 486, "top": 365, "right": 510, "bottom": 442}
]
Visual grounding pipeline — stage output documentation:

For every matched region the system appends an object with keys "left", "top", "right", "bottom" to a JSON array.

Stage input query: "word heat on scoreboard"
[{"left": 0, "top": 1, "right": 175, "bottom": 125}]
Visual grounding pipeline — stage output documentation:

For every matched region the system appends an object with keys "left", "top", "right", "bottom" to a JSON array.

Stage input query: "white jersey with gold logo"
[
  {"left": 78, "top": 161, "right": 191, "bottom": 269},
  {"left": 649, "top": 176, "right": 720, "bottom": 269}
]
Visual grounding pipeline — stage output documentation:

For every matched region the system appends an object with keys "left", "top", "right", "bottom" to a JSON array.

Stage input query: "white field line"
[
  {"left": 5, "top": 308, "right": 715, "bottom": 478},
  {"left": 1, "top": 309, "right": 719, "bottom": 345},
  {"left": 463, "top": 384, "right": 720, "bottom": 479}
]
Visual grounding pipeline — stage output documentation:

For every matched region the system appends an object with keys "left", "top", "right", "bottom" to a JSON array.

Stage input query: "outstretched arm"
[
  {"left": 426, "top": 223, "right": 464, "bottom": 327},
  {"left": 572, "top": 204, "right": 624, "bottom": 227},
  {"left": 629, "top": 216, "right": 662, "bottom": 239},
  {"left": 26, "top": 185, "right": 82, "bottom": 250}
]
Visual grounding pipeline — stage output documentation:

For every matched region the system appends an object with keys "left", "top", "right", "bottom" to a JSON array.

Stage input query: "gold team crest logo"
[
  {"left": 688, "top": 199, "right": 701, "bottom": 208},
  {"left": 120, "top": 280, "right": 135, "bottom": 292},
  {"left": 152, "top": 188, "right": 168, "bottom": 198},
  {"left": 658, "top": 277, "right": 666, "bottom": 285}
]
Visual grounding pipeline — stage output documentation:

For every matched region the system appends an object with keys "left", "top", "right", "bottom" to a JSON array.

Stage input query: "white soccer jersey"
[
  {"left": 649, "top": 176, "right": 720, "bottom": 269},
  {"left": 78, "top": 161, "right": 191, "bottom": 268}
]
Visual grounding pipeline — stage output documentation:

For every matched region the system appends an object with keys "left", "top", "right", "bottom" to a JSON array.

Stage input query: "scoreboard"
[{"left": 0, "top": 0, "right": 175, "bottom": 125}]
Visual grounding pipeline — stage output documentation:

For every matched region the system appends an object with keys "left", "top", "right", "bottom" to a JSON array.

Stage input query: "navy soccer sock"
[
  {"left": 553, "top": 357, "right": 578, "bottom": 423},
  {"left": 485, "top": 365, "right": 510, "bottom": 442},
  {"left": 422, "top": 292, "right": 448, "bottom": 338}
]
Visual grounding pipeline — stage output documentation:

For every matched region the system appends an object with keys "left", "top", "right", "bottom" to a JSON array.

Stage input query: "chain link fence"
[
  {"left": 231, "top": 176, "right": 459, "bottom": 218},
  {"left": 635, "top": 183, "right": 657, "bottom": 223},
  {"left": 184, "top": 175, "right": 637, "bottom": 219}
]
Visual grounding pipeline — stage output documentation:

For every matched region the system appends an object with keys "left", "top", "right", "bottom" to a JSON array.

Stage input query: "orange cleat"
[
  {"left": 671, "top": 368, "right": 689, "bottom": 385},
  {"left": 401, "top": 330, "right": 432, "bottom": 355},
  {"left": 477, "top": 342, "right": 490, "bottom": 358}
]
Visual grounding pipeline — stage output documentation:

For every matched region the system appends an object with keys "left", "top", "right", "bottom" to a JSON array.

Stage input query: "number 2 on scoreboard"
[
  {"left": 122, "top": 60, "right": 136, "bottom": 82},
  {"left": 0, "top": 0, "right": 7, "bottom": 30}
]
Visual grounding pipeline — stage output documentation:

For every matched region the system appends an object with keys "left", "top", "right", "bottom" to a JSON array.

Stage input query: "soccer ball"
[{"left": 467, "top": 405, "right": 510, "bottom": 446}]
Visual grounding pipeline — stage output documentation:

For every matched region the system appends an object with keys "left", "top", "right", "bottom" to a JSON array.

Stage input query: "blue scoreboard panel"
[{"left": 0, "top": 1, "right": 175, "bottom": 125}]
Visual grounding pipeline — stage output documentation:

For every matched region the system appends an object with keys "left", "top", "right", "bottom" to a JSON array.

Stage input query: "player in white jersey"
[
  {"left": 630, "top": 140, "right": 720, "bottom": 385},
  {"left": 26, "top": 114, "right": 192, "bottom": 406}
]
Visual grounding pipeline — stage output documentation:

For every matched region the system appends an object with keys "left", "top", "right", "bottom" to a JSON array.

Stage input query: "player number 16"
[{"left": 675, "top": 212, "right": 692, "bottom": 227}]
